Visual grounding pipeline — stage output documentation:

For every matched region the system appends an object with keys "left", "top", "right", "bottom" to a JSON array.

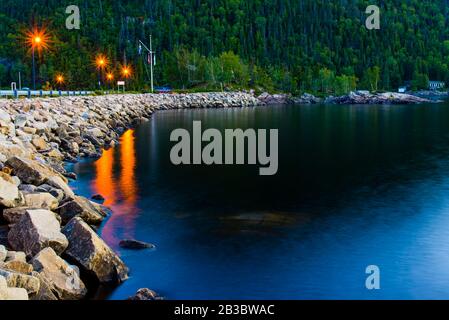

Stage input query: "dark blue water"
[{"left": 70, "top": 103, "right": 449, "bottom": 300}]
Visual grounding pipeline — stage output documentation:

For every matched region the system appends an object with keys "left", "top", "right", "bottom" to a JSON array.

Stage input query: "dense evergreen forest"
[{"left": 1, "top": 0, "right": 449, "bottom": 94}]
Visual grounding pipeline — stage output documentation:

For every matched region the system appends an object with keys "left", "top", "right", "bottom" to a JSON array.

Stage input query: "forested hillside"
[{"left": 1, "top": 0, "right": 449, "bottom": 94}]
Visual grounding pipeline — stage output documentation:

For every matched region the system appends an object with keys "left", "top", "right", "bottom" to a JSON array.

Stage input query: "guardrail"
[{"left": 0, "top": 90, "right": 92, "bottom": 98}]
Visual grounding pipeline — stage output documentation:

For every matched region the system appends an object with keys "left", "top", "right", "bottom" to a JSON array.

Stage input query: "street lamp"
[
  {"left": 106, "top": 72, "right": 114, "bottom": 91},
  {"left": 26, "top": 27, "right": 50, "bottom": 90},
  {"left": 95, "top": 54, "right": 109, "bottom": 89},
  {"left": 55, "top": 74, "right": 64, "bottom": 90},
  {"left": 121, "top": 65, "right": 132, "bottom": 79}
]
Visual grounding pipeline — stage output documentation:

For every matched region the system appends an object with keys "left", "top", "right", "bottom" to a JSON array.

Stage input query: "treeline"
[{"left": 1, "top": 0, "right": 449, "bottom": 94}]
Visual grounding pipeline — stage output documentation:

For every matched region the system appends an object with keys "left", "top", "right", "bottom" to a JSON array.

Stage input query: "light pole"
[
  {"left": 26, "top": 27, "right": 49, "bottom": 90},
  {"left": 55, "top": 74, "right": 64, "bottom": 91},
  {"left": 95, "top": 54, "right": 108, "bottom": 90},
  {"left": 138, "top": 36, "right": 156, "bottom": 93}
]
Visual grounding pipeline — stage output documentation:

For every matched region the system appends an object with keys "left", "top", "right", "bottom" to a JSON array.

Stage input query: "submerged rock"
[
  {"left": 91, "top": 194, "right": 105, "bottom": 202},
  {"left": 119, "top": 239, "right": 155, "bottom": 250},
  {"left": 128, "top": 288, "right": 162, "bottom": 300},
  {"left": 62, "top": 217, "right": 129, "bottom": 284}
]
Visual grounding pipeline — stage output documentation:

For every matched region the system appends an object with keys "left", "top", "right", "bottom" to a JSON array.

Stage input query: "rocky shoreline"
[
  {"left": 0, "top": 92, "right": 259, "bottom": 300},
  {"left": 257, "top": 90, "right": 444, "bottom": 105},
  {"left": 0, "top": 88, "right": 445, "bottom": 300}
]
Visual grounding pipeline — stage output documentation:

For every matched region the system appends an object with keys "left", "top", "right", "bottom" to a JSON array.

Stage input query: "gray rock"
[
  {"left": 31, "top": 248, "right": 87, "bottom": 300},
  {"left": 46, "top": 175, "right": 75, "bottom": 199},
  {"left": 24, "top": 192, "right": 59, "bottom": 210},
  {"left": 0, "top": 267, "right": 40, "bottom": 295},
  {"left": 5, "top": 251, "right": 26, "bottom": 263},
  {"left": 128, "top": 288, "right": 162, "bottom": 300},
  {"left": 119, "top": 239, "right": 155, "bottom": 250},
  {"left": 30, "top": 271, "right": 58, "bottom": 300},
  {"left": 62, "top": 217, "right": 129, "bottom": 283},
  {"left": 57, "top": 196, "right": 105, "bottom": 225},
  {"left": 6, "top": 156, "right": 49, "bottom": 185},
  {"left": 0, "top": 173, "right": 24, "bottom": 208},
  {"left": 18, "top": 184, "right": 37, "bottom": 193},
  {"left": 8, "top": 209, "right": 68, "bottom": 257},
  {"left": 3, "top": 207, "right": 29, "bottom": 224}
]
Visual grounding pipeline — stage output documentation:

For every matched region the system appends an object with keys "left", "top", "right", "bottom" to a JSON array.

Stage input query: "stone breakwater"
[
  {"left": 257, "top": 91, "right": 439, "bottom": 105},
  {"left": 0, "top": 92, "right": 260, "bottom": 300}
]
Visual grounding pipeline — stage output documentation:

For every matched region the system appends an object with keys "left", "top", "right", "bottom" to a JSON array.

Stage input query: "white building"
[{"left": 429, "top": 81, "right": 445, "bottom": 90}]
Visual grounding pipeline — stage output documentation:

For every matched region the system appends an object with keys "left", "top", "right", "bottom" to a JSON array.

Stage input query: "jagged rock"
[
  {"left": 46, "top": 175, "right": 75, "bottom": 199},
  {"left": 32, "top": 137, "right": 48, "bottom": 151},
  {"left": 5, "top": 156, "right": 57, "bottom": 185},
  {"left": 31, "top": 248, "right": 87, "bottom": 300},
  {"left": 3, "top": 207, "right": 29, "bottom": 224},
  {"left": 57, "top": 196, "right": 105, "bottom": 225},
  {"left": 8, "top": 209, "right": 68, "bottom": 257},
  {"left": 62, "top": 217, "right": 129, "bottom": 283},
  {"left": 47, "top": 149, "right": 64, "bottom": 160},
  {"left": 2, "top": 260, "right": 33, "bottom": 274},
  {"left": 257, "top": 92, "right": 291, "bottom": 105},
  {"left": 325, "top": 91, "right": 436, "bottom": 105},
  {"left": 5, "top": 251, "right": 26, "bottom": 263},
  {"left": 128, "top": 288, "right": 162, "bottom": 300},
  {"left": 0, "top": 173, "right": 24, "bottom": 208},
  {"left": 0, "top": 268, "right": 40, "bottom": 295},
  {"left": 18, "top": 184, "right": 37, "bottom": 193},
  {"left": 1, "top": 286, "right": 29, "bottom": 300},
  {"left": 119, "top": 239, "right": 155, "bottom": 250},
  {"left": 24, "top": 193, "right": 59, "bottom": 210},
  {"left": 30, "top": 271, "right": 58, "bottom": 300}
]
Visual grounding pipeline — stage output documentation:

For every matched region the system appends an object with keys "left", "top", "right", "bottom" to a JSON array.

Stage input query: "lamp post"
[
  {"left": 27, "top": 28, "right": 49, "bottom": 90},
  {"left": 106, "top": 72, "right": 114, "bottom": 91},
  {"left": 55, "top": 74, "right": 64, "bottom": 90},
  {"left": 95, "top": 54, "right": 108, "bottom": 90}
]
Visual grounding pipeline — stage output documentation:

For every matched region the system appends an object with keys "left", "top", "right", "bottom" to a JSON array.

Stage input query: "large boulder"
[
  {"left": 2, "top": 207, "right": 29, "bottom": 224},
  {"left": 5, "top": 156, "right": 67, "bottom": 186},
  {"left": 8, "top": 209, "right": 68, "bottom": 257},
  {"left": 31, "top": 248, "right": 87, "bottom": 300},
  {"left": 30, "top": 271, "right": 58, "bottom": 300},
  {"left": 24, "top": 192, "right": 59, "bottom": 210},
  {"left": 62, "top": 217, "right": 128, "bottom": 283},
  {"left": 57, "top": 196, "right": 105, "bottom": 225},
  {"left": 46, "top": 175, "right": 75, "bottom": 199},
  {"left": 0, "top": 173, "right": 24, "bottom": 208}
]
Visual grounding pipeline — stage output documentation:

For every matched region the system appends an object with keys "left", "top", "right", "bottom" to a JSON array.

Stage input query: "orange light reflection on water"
[{"left": 92, "top": 129, "right": 138, "bottom": 245}]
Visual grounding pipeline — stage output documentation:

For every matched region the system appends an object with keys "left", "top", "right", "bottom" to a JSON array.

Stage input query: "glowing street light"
[
  {"left": 55, "top": 74, "right": 64, "bottom": 88},
  {"left": 106, "top": 72, "right": 114, "bottom": 81},
  {"left": 94, "top": 54, "right": 109, "bottom": 89},
  {"left": 121, "top": 65, "right": 132, "bottom": 79},
  {"left": 26, "top": 27, "right": 51, "bottom": 90}
]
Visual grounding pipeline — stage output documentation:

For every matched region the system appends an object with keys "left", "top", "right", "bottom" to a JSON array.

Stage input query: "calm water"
[{"left": 70, "top": 103, "right": 449, "bottom": 300}]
